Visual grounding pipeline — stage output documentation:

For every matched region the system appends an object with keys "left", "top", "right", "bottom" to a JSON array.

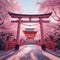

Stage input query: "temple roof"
[{"left": 8, "top": 12, "right": 52, "bottom": 18}]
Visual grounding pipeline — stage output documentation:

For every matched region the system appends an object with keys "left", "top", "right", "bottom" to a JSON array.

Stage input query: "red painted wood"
[
  {"left": 5, "top": 41, "right": 16, "bottom": 51},
  {"left": 35, "top": 40, "right": 41, "bottom": 46},
  {"left": 20, "top": 41, "right": 25, "bottom": 46},
  {"left": 45, "top": 40, "right": 56, "bottom": 51},
  {"left": 23, "top": 31, "right": 37, "bottom": 39},
  {"left": 9, "top": 12, "right": 52, "bottom": 46},
  {"left": 8, "top": 12, "right": 52, "bottom": 18}
]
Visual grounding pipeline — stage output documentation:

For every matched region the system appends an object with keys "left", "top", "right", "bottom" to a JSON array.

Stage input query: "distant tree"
[
  {"left": 37, "top": 0, "right": 60, "bottom": 21},
  {"left": 0, "top": 0, "right": 21, "bottom": 20},
  {"left": 36, "top": 0, "right": 60, "bottom": 39},
  {"left": 0, "top": 0, "right": 22, "bottom": 37}
]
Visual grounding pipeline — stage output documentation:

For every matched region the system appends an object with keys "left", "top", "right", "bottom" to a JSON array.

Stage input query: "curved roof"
[{"left": 8, "top": 12, "right": 52, "bottom": 18}]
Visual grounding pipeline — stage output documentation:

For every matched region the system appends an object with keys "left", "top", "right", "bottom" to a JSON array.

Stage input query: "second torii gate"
[{"left": 8, "top": 12, "right": 52, "bottom": 50}]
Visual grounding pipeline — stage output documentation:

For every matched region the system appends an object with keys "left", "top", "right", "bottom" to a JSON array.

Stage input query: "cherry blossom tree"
[
  {"left": 36, "top": 0, "right": 60, "bottom": 39},
  {"left": 0, "top": 0, "right": 22, "bottom": 39},
  {"left": 37, "top": 0, "right": 60, "bottom": 21}
]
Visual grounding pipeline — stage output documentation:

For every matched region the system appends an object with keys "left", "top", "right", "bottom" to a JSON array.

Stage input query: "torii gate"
[{"left": 8, "top": 12, "right": 52, "bottom": 50}]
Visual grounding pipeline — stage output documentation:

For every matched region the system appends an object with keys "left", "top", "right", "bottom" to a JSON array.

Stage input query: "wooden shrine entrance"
[
  {"left": 8, "top": 12, "right": 52, "bottom": 50},
  {"left": 23, "top": 28, "right": 37, "bottom": 44}
]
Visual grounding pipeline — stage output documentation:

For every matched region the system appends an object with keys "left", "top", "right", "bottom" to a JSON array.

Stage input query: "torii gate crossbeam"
[{"left": 8, "top": 12, "right": 52, "bottom": 50}]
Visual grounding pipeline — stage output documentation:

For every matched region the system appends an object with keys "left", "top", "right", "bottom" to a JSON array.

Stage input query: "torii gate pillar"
[
  {"left": 8, "top": 12, "right": 52, "bottom": 50},
  {"left": 15, "top": 18, "right": 21, "bottom": 50}
]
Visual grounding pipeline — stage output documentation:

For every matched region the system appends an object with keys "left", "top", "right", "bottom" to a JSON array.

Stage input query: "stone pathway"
[{"left": 0, "top": 45, "right": 60, "bottom": 60}]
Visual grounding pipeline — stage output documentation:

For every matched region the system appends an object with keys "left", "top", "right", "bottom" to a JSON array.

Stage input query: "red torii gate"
[{"left": 8, "top": 12, "right": 52, "bottom": 50}]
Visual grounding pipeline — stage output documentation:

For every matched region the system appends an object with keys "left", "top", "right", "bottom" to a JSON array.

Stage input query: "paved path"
[{"left": 0, "top": 45, "right": 60, "bottom": 60}]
